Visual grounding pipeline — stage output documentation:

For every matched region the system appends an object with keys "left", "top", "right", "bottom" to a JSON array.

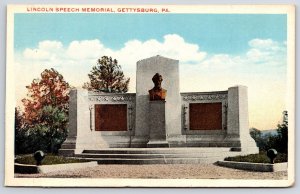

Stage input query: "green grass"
[
  {"left": 224, "top": 152, "right": 287, "bottom": 163},
  {"left": 15, "top": 154, "right": 89, "bottom": 165}
]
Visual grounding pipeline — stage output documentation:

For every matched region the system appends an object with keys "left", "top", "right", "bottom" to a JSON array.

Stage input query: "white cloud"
[
  {"left": 200, "top": 54, "right": 242, "bottom": 69},
  {"left": 15, "top": 36, "right": 287, "bottom": 130},
  {"left": 248, "top": 38, "right": 278, "bottom": 48},
  {"left": 66, "top": 39, "right": 112, "bottom": 60},
  {"left": 17, "top": 34, "right": 208, "bottom": 98},
  {"left": 23, "top": 48, "right": 50, "bottom": 60},
  {"left": 246, "top": 38, "right": 286, "bottom": 65},
  {"left": 23, "top": 40, "right": 63, "bottom": 60},
  {"left": 38, "top": 40, "right": 63, "bottom": 51},
  {"left": 181, "top": 38, "right": 287, "bottom": 74}
]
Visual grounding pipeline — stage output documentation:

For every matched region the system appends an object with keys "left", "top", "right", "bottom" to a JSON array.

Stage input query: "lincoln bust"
[{"left": 148, "top": 73, "right": 167, "bottom": 101}]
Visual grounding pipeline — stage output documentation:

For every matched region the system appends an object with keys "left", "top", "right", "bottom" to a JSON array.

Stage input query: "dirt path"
[{"left": 15, "top": 164, "right": 287, "bottom": 179}]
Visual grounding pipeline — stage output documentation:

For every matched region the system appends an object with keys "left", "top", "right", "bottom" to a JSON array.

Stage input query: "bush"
[
  {"left": 15, "top": 105, "right": 68, "bottom": 154},
  {"left": 249, "top": 114, "right": 288, "bottom": 155},
  {"left": 224, "top": 152, "right": 287, "bottom": 163},
  {"left": 15, "top": 154, "right": 88, "bottom": 165}
]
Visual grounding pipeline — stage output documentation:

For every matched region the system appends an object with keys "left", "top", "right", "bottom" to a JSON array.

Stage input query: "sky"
[{"left": 14, "top": 13, "right": 287, "bottom": 130}]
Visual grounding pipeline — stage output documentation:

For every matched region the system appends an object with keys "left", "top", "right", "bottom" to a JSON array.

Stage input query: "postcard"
[{"left": 5, "top": 4, "right": 295, "bottom": 187}]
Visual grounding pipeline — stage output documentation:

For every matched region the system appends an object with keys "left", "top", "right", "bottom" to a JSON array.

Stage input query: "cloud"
[
  {"left": 66, "top": 39, "right": 112, "bottom": 60},
  {"left": 248, "top": 38, "right": 278, "bottom": 48},
  {"left": 200, "top": 54, "right": 242, "bottom": 69},
  {"left": 16, "top": 36, "right": 287, "bottom": 89},
  {"left": 14, "top": 36, "right": 287, "bottom": 130},
  {"left": 17, "top": 34, "right": 208, "bottom": 93},
  {"left": 113, "top": 34, "right": 207, "bottom": 71},
  {"left": 38, "top": 40, "right": 63, "bottom": 51},
  {"left": 246, "top": 38, "right": 286, "bottom": 65},
  {"left": 188, "top": 38, "right": 287, "bottom": 76},
  {"left": 23, "top": 40, "right": 63, "bottom": 60}
]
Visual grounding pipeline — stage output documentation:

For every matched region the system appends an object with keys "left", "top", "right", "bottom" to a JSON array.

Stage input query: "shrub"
[
  {"left": 224, "top": 152, "right": 287, "bottom": 163},
  {"left": 15, "top": 154, "right": 88, "bottom": 165}
]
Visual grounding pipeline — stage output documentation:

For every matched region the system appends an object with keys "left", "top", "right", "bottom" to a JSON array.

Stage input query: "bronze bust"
[{"left": 149, "top": 73, "right": 167, "bottom": 101}]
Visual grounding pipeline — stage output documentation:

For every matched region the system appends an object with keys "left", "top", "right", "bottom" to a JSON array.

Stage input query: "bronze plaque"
[
  {"left": 95, "top": 104, "right": 127, "bottom": 131},
  {"left": 189, "top": 103, "right": 222, "bottom": 130}
]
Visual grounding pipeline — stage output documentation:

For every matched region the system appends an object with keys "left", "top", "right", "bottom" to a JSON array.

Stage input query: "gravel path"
[{"left": 15, "top": 164, "right": 287, "bottom": 179}]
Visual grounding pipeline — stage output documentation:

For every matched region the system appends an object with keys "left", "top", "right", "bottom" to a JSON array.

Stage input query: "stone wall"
[
  {"left": 180, "top": 86, "right": 258, "bottom": 153},
  {"left": 179, "top": 91, "right": 228, "bottom": 147},
  {"left": 181, "top": 91, "right": 228, "bottom": 133},
  {"left": 65, "top": 90, "right": 136, "bottom": 153},
  {"left": 61, "top": 86, "right": 258, "bottom": 155}
]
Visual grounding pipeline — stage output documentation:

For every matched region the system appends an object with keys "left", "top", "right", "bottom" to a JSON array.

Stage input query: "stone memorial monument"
[{"left": 59, "top": 55, "right": 258, "bottom": 164}]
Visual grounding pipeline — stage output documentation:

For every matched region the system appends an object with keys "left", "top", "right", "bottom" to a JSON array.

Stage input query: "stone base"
[
  {"left": 147, "top": 101, "right": 167, "bottom": 147},
  {"left": 147, "top": 141, "right": 169, "bottom": 148},
  {"left": 217, "top": 161, "right": 288, "bottom": 172},
  {"left": 74, "top": 147, "right": 245, "bottom": 164},
  {"left": 58, "top": 137, "right": 76, "bottom": 157}
]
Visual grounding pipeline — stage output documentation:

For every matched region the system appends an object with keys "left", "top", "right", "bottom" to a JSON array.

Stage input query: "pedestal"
[
  {"left": 135, "top": 56, "right": 181, "bottom": 142},
  {"left": 147, "top": 101, "right": 169, "bottom": 147}
]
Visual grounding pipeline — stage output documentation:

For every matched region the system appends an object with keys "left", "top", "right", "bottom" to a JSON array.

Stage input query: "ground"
[{"left": 15, "top": 164, "right": 287, "bottom": 179}]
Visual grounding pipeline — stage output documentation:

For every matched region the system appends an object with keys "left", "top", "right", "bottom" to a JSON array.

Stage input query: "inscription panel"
[
  {"left": 95, "top": 104, "right": 127, "bottom": 131},
  {"left": 189, "top": 103, "right": 222, "bottom": 130}
]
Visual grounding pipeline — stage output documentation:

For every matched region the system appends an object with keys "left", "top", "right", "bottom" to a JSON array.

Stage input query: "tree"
[
  {"left": 250, "top": 128, "right": 262, "bottom": 140},
  {"left": 276, "top": 116, "right": 288, "bottom": 154},
  {"left": 31, "top": 105, "right": 68, "bottom": 153},
  {"left": 20, "top": 68, "right": 70, "bottom": 153},
  {"left": 249, "top": 111, "right": 288, "bottom": 154},
  {"left": 22, "top": 68, "right": 70, "bottom": 125},
  {"left": 83, "top": 56, "right": 130, "bottom": 93},
  {"left": 250, "top": 128, "right": 266, "bottom": 151},
  {"left": 15, "top": 107, "right": 26, "bottom": 154}
]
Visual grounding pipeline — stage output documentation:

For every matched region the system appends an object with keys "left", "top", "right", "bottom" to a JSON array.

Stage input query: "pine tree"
[{"left": 83, "top": 56, "right": 130, "bottom": 93}]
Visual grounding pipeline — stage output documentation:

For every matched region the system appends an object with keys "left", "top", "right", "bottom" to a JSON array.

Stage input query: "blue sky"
[
  {"left": 14, "top": 13, "right": 287, "bottom": 130},
  {"left": 14, "top": 14, "right": 287, "bottom": 54}
]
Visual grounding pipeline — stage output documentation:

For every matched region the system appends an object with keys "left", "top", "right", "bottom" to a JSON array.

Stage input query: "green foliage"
[
  {"left": 15, "top": 154, "right": 88, "bottom": 165},
  {"left": 275, "top": 123, "right": 288, "bottom": 153},
  {"left": 224, "top": 152, "right": 287, "bottom": 163},
  {"left": 249, "top": 128, "right": 265, "bottom": 150},
  {"left": 83, "top": 56, "right": 130, "bottom": 93},
  {"left": 15, "top": 106, "right": 68, "bottom": 154},
  {"left": 15, "top": 68, "right": 70, "bottom": 154},
  {"left": 15, "top": 107, "right": 27, "bottom": 154},
  {"left": 249, "top": 112, "right": 288, "bottom": 154}
]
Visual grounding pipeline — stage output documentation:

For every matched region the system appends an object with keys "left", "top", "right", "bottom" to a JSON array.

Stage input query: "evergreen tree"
[
  {"left": 276, "top": 113, "right": 288, "bottom": 154},
  {"left": 83, "top": 56, "right": 130, "bottom": 93}
]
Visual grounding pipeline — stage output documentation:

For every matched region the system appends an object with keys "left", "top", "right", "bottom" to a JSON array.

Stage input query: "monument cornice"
[
  {"left": 181, "top": 91, "right": 228, "bottom": 101},
  {"left": 88, "top": 92, "right": 136, "bottom": 102}
]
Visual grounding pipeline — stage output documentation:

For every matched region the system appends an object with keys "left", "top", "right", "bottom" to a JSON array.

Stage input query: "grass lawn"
[
  {"left": 224, "top": 152, "right": 287, "bottom": 163},
  {"left": 15, "top": 154, "right": 89, "bottom": 165}
]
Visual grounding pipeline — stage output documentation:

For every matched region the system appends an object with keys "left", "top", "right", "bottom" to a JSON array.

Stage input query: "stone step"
[
  {"left": 61, "top": 143, "right": 76, "bottom": 149},
  {"left": 82, "top": 147, "right": 232, "bottom": 155},
  {"left": 76, "top": 152, "right": 225, "bottom": 159},
  {"left": 186, "top": 142, "right": 241, "bottom": 147},
  {"left": 83, "top": 157, "right": 225, "bottom": 165},
  {"left": 58, "top": 149, "right": 75, "bottom": 157},
  {"left": 73, "top": 148, "right": 242, "bottom": 164}
]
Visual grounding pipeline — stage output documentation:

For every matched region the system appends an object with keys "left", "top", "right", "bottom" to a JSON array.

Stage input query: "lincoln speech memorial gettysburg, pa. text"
[{"left": 59, "top": 55, "right": 258, "bottom": 164}]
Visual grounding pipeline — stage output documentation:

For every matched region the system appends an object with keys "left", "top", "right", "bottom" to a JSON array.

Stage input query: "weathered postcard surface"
[{"left": 5, "top": 4, "right": 295, "bottom": 187}]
